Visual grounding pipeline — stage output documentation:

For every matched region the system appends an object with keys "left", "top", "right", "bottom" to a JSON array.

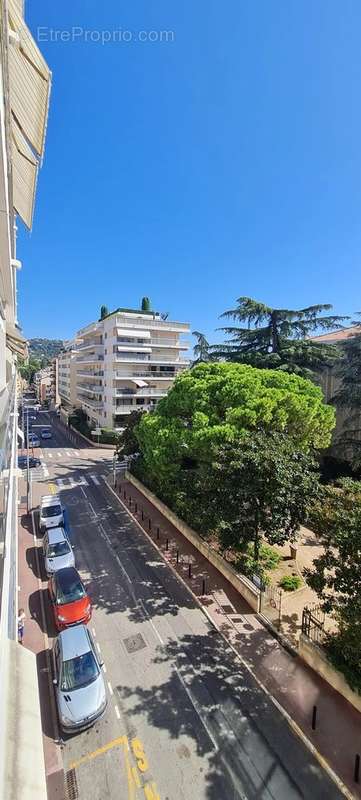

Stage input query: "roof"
[
  {"left": 310, "top": 324, "right": 361, "bottom": 344},
  {"left": 59, "top": 625, "right": 90, "bottom": 661},
  {"left": 47, "top": 528, "right": 67, "bottom": 544}
]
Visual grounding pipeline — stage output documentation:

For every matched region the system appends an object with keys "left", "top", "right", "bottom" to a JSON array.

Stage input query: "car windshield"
[
  {"left": 47, "top": 541, "right": 70, "bottom": 558},
  {"left": 42, "top": 505, "right": 62, "bottom": 518},
  {"left": 60, "top": 651, "right": 99, "bottom": 691},
  {"left": 42, "top": 429, "right": 50, "bottom": 434},
  {"left": 56, "top": 576, "right": 85, "bottom": 605}
]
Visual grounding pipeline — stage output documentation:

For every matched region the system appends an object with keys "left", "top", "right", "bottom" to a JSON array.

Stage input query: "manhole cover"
[
  {"left": 65, "top": 768, "right": 78, "bottom": 800},
  {"left": 123, "top": 633, "right": 146, "bottom": 654}
]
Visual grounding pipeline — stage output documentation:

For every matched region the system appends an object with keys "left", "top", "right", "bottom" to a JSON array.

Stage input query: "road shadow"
[{"left": 26, "top": 545, "right": 44, "bottom": 580}]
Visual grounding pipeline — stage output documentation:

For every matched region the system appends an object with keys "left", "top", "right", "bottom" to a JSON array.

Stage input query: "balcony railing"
[
  {"left": 114, "top": 354, "right": 188, "bottom": 365},
  {"left": 76, "top": 355, "right": 104, "bottom": 363},
  {"left": 76, "top": 370, "right": 104, "bottom": 378},
  {"left": 77, "top": 340, "right": 103, "bottom": 350},
  {"left": 78, "top": 395, "right": 103, "bottom": 409},
  {"left": 113, "top": 403, "right": 155, "bottom": 415},
  {"left": 114, "top": 370, "right": 180, "bottom": 379},
  {"left": 116, "top": 316, "right": 189, "bottom": 331},
  {"left": 114, "top": 388, "right": 167, "bottom": 397},
  {"left": 77, "top": 384, "right": 104, "bottom": 394}
]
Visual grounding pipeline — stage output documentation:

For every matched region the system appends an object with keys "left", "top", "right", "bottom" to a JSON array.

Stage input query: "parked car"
[
  {"left": 26, "top": 432, "right": 40, "bottom": 448},
  {"left": 52, "top": 625, "right": 107, "bottom": 732},
  {"left": 41, "top": 427, "right": 52, "bottom": 439},
  {"left": 48, "top": 567, "right": 92, "bottom": 630},
  {"left": 17, "top": 455, "right": 41, "bottom": 469},
  {"left": 39, "top": 495, "right": 64, "bottom": 532},
  {"left": 43, "top": 528, "right": 75, "bottom": 577}
]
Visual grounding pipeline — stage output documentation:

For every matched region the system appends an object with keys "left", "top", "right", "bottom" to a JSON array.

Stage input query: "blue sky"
[{"left": 19, "top": 1, "right": 361, "bottom": 344}]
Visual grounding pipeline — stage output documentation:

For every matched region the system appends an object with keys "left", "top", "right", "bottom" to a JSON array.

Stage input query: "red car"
[{"left": 48, "top": 567, "right": 92, "bottom": 630}]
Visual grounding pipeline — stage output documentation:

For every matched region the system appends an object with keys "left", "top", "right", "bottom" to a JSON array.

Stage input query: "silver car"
[
  {"left": 43, "top": 527, "right": 75, "bottom": 576},
  {"left": 52, "top": 625, "right": 107, "bottom": 733}
]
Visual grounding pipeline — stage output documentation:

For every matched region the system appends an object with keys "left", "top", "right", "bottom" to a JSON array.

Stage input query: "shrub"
[{"left": 279, "top": 575, "right": 302, "bottom": 591}]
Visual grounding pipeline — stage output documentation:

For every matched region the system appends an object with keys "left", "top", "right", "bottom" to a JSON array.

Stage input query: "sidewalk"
[
  {"left": 118, "top": 476, "right": 361, "bottom": 799},
  {"left": 18, "top": 491, "right": 65, "bottom": 800}
]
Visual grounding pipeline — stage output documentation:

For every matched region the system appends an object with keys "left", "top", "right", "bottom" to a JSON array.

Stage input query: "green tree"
[
  {"left": 141, "top": 297, "right": 151, "bottom": 312},
  {"left": 210, "top": 432, "right": 318, "bottom": 566},
  {"left": 18, "top": 357, "right": 41, "bottom": 383},
  {"left": 115, "top": 410, "right": 144, "bottom": 459},
  {"left": 305, "top": 479, "right": 361, "bottom": 690},
  {"left": 214, "top": 297, "right": 347, "bottom": 378},
  {"left": 191, "top": 331, "right": 214, "bottom": 366},
  {"left": 135, "top": 363, "right": 334, "bottom": 524},
  {"left": 100, "top": 305, "right": 109, "bottom": 320}
]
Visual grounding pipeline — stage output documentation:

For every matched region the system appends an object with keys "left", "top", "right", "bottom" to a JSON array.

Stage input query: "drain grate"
[
  {"left": 123, "top": 633, "right": 146, "bottom": 654},
  {"left": 65, "top": 769, "right": 78, "bottom": 800}
]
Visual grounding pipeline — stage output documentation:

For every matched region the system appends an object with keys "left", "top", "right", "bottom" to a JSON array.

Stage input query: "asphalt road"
[{"left": 28, "top": 412, "right": 344, "bottom": 800}]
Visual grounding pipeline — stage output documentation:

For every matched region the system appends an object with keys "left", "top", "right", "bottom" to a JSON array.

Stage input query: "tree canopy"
[
  {"left": 213, "top": 297, "right": 347, "bottom": 378},
  {"left": 191, "top": 331, "right": 213, "bottom": 365},
  {"left": 141, "top": 297, "right": 151, "bottom": 311},
  {"left": 100, "top": 305, "right": 109, "bottom": 320},
  {"left": 306, "top": 479, "right": 361, "bottom": 689}
]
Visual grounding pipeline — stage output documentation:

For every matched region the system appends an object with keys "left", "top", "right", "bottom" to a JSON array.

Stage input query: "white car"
[
  {"left": 43, "top": 527, "right": 74, "bottom": 576},
  {"left": 40, "top": 495, "right": 64, "bottom": 532}
]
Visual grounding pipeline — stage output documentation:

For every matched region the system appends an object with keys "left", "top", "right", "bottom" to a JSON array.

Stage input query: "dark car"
[{"left": 18, "top": 455, "right": 41, "bottom": 469}]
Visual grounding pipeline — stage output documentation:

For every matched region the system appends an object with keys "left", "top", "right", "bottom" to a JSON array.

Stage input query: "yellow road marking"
[
  {"left": 69, "top": 735, "right": 128, "bottom": 770},
  {"left": 48, "top": 482, "right": 57, "bottom": 495}
]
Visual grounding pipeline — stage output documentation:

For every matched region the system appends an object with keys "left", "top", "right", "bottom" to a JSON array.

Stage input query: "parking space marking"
[
  {"left": 107, "top": 681, "right": 113, "bottom": 696},
  {"left": 48, "top": 483, "right": 57, "bottom": 495},
  {"left": 96, "top": 642, "right": 101, "bottom": 655},
  {"left": 89, "top": 474, "right": 100, "bottom": 485},
  {"left": 69, "top": 735, "right": 128, "bottom": 770},
  {"left": 114, "top": 705, "right": 120, "bottom": 719}
]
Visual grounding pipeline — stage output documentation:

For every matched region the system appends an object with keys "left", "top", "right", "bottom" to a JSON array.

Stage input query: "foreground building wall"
[
  {"left": 75, "top": 307, "right": 190, "bottom": 430},
  {"left": 0, "top": 1, "right": 51, "bottom": 797}
]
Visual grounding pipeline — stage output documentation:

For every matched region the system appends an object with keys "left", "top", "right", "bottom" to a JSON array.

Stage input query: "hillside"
[{"left": 28, "top": 338, "right": 64, "bottom": 364}]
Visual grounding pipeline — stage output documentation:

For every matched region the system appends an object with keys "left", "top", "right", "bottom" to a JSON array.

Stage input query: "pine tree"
[
  {"left": 141, "top": 297, "right": 151, "bottom": 311},
  {"left": 100, "top": 305, "right": 109, "bottom": 320},
  {"left": 213, "top": 297, "right": 347, "bottom": 377},
  {"left": 192, "top": 331, "right": 214, "bottom": 365}
]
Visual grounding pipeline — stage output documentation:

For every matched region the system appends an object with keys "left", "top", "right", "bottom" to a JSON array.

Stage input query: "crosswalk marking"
[
  {"left": 57, "top": 452, "right": 62, "bottom": 457},
  {"left": 48, "top": 453, "right": 52, "bottom": 458},
  {"left": 66, "top": 451, "right": 72, "bottom": 456},
  {"left": 74, "top": 451, "right": 80, "bottom": 456},
  {"left": 89, "top": 474, "right": 100, "bottom": 485}
]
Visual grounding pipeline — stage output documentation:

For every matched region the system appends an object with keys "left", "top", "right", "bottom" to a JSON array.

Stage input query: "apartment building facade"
[
  {"left": 0, "top": 2, "right": 51, "bottom": 797},
  {"left": 33, "top": 359, "right": 58, "bottom": 406},
  {"left": 73, "top": 307, "right": 190, "bottom": 430},
  {"left": 57, "top": 339, "right": 80, "bottom": 411}
]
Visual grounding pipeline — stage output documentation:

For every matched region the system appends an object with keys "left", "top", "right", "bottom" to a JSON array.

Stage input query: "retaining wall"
[
  {"left": 126, "top": 471, "right": 260, "bottom": 612},
  {"left": 299, "top": 634, "right": 361, "bottom": 714}
]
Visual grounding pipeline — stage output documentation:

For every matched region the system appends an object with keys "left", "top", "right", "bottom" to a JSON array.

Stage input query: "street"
[{"left": 24, "top": 412, "right": 344, "bottom": 800}]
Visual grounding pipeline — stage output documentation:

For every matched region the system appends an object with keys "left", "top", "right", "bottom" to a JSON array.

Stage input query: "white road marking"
[
  {"left": 56, "top": 478, "right": 65, "bottom": 487},
  {"left": 66, "top": 451, "right": 72, "bottom": 457},
  {"left": 107, "top": 681, "right": 113, "bottom": 696},
  {"left": 89, "top": 474, "right": 100, "bottom": 485},
  {"left": 139, "top": 599, "right": 164, "bottom": 645},
  {"left": 43, "top": 466, "right": 49, "bottom": 478},
  {"left": 103, "top": 664, "right": 107, "bottom": 674},
  {"left": 57, "top": 451, "right": 62, "bottom": 457},
  {"left": 96, "top": 642, "right": 101, "bottom": 655},
  {"left": 114, "top": 705, "right": 120, "bottom": 720},
  {"left": 73, "top": 450, "right": 80, "bottom": 456},
  {"left": 48, "top": 453, "right": 52, "bottom": 459},
  {"left": 174, "top": 666, "right": 218, "bottom": 751},
  {"left": 92, "top": 627, "right": 96, "bottom": 637}
]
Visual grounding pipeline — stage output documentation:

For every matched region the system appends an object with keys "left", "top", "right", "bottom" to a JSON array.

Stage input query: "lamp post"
[{"left": 26, "top": 410, "right": 30, "bottom": 513}]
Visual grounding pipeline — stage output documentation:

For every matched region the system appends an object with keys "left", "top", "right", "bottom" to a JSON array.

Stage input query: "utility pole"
[
  {"left": 26, "top": 410, "right": 30, "bottom": 513},
  {"left": 113, "top": 453, "right": 116, "bottom": 488}
]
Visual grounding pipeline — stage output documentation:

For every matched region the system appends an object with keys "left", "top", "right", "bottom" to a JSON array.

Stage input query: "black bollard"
[
  {"left": 156, "top": 527, "right": 160, "bottom": 540},
  {"left": 311, "top": 705, "right": 317, "bottom": 731},
  {"left": 355, "top": 754, "right": 360, "bottom": 784},
  {"left": 148, "top": 519, "right": 151, "bottom": 531},
  {"left": 188, "top": 562, "right": 192, "bottom": 579},
  {"left": 166, "top": 538, "right": 169, "bottom": 550},
  {"left": 135, "top": 503, "right": 137, "bottom": 513},
  {"left": 141, "top": 510, "right": 144, "bottom": 521},
  {"left": 176, "top": 550, "right": 179, "bottom": 564},
  {"left": 202, "top": 579, "right": 206, "bottom": 595}
]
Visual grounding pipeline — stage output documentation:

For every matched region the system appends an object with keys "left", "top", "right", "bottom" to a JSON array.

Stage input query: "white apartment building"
[
  {"left": 57, "top": 339, "right": 80, "bottom": 410},
  {"left": 33, "top": 360, "right": 58, "bottom": 406},
  {"left": 75, "top": 306, "right": 190, "bottom": 430},
  {"left": 0, "top": 2, "right": 50, "bottom": 798}
]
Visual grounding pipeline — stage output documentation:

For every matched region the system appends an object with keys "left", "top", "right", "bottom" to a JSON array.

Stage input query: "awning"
[
  {"left": 8, "top": 0, "right": 51, "bottom": 159},
  {"left": 11, "top": 118, "right": 38, "bottom": 229},
  {"left": 116, "top": 345, "right": 151, "bottom": 353},
  {"left": 116, "top": 328, "right": 151, "bottom": 339},
  {"left": 6, "top": 321, "right": 27, "bottom": 358},
  {"left": 130, "top": 379, "right": 148, "bottom": 388}
]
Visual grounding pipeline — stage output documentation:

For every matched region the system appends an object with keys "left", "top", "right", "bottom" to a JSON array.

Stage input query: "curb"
[
  {"left": 256, "top": 613, "right": 299, "bottom": 657},
  {"left": 103, "top": 476, "right": 354, "bottom": 800}
]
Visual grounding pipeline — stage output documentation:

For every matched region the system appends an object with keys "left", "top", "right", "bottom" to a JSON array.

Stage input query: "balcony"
[
  {"left": 76, "top": 355, "right": 104, "bottom": 364},
  {"left": 77, "top": 370, "right": 104, "bottom": 378},
  {"left": 114, "top": 354, "right": 188, "bottom": 365},
  {"left": 150, "top": 338, "right": 189, "bottom": 349},
  {"left": 77, "top": 340, "right": 103, "bottom": 351},
  {"left": 78, "top": 395, "right": 103, "bottom": 410},
  {"left": 114, "top": 388, "right": 167, "bottom": 397},
  {"left": 77, "top": 384, "right": 104, "bottom": 394},
  {"left": 114, "top": 370, "right": 179, "bottom": 380},
  {"left": 113, "top": 404, "right": 155, "bottom": 416},
  {"left": 116, "top": 316, "right": 189, "bottom": 332}
]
